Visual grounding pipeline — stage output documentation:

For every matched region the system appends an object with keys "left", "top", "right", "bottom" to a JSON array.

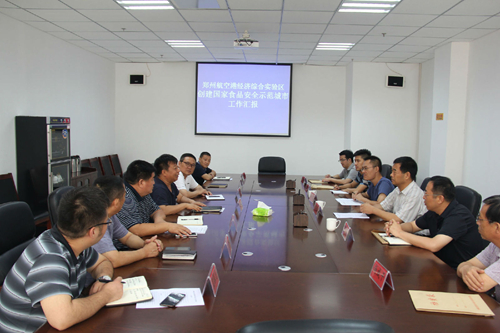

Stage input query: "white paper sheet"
[
  {"left": 186, "top": 225, "right": 208, "bottom": 234},
  {"left": 330, "top": 190, "right": 349, "bottom": 195},
  {"left": 136, "top": 288, "right": 205, "bottom": 309},
  {"left": 334, "top": 212, "right": 370, "bottom": 219},
  {"left": 335, "top": 198, "right": 362, "bottom": 206}
]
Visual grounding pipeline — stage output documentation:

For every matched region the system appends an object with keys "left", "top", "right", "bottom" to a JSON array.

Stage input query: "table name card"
[
  {"left": 369, "top": 259, "right": 394, "bottom": 291},
  {"left": 219, "top": 234, "right": 232, "bottom": 259},
  {"left": 202, "top": 263, "right": 220, "bottom": 297}
]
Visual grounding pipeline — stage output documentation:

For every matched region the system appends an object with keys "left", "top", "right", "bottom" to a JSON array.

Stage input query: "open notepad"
[
  {"left": 372, "top": 231, "right": 411, "bottom": 246},
  {"left": 106, "top": 276, "right": 152, "bottom": 306}
]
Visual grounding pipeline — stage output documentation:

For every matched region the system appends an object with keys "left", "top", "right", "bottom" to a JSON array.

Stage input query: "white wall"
[
  {"left": 115, "top": 62, "right": 347, "bottom": 175},
  {"left": 0, "top": 13, "right": 116, "bottom": 179},
  {"left": 347, "top": 62, "right": 420, "bottom": 166},
  {"left": 463, "top": 29, "right": 500, "bottom": 198},
  {"left": 417, "top": 59, "right": 434, "bottom": 184}
]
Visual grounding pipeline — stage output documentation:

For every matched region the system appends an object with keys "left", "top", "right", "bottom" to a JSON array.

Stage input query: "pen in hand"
[{"left": 98, "top": 278, "right": 126, "bottom": 284}]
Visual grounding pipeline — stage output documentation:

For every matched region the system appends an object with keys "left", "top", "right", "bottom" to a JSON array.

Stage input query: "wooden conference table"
[{"left": 38, "top": 174, "right": 500, "bottom": 333}]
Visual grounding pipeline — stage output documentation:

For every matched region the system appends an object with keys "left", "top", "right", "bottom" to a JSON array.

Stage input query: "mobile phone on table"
[
  {"left": 175, "top": 232, "right": 197, "bottom": 239},
  {"left": 160, "top": 293, "right": 186, "bottom": 307}
]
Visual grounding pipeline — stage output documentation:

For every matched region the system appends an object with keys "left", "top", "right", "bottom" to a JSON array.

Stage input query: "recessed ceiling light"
[
  {"left": 166, "top": 40, "right": 205, "bottom": 48},
  {"left": 342, "top": 3, "right": 396, "bottom": 8},
  {"left": 339, "top": 0, "right": 400, "bottom": 13},
  {"left": 118, "top": 1, "right": 171, "bottom": 4},
  {"left": 316, "top": 43, "right": 355, "bottom": 51},
  {"left": 117, "top": 0, "right": 173, "bottom": 10},
  {"left": 339, "top": 8, "right": 391, "bottom": 13}
]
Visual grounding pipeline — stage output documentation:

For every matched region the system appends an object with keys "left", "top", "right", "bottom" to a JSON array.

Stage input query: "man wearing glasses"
[
  {"left": 458, "top": 196, "right": 500, "bottom": 299},
  {"left": 174, "top": 153, "right": 212, "bottom": 199},
  {"left": 322, "top": 149, "right": 358, "bottom": 185},
  {"left": 385, "top": 176, "right": 485, "bottom": 269},
  {"left": 353, "top": 156, "right": 394, "bottom": 203},
  {"left": 0, "top": 187, "right": 123, "bottom": 332}
]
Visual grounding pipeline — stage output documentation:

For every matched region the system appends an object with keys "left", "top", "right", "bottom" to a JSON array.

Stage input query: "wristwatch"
[{"left": 98, "top": 275, "right": 112, "bottom": 282}]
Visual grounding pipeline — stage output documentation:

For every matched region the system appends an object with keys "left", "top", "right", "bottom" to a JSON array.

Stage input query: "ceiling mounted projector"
[{"left": 234, "top": 30, "right": 259, "bottom": 49}]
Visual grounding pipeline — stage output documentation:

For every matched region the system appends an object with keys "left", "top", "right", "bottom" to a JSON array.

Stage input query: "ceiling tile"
[
  {"left": 25, "top": 21, "right": 65, "bottom": 31},
  {"left": 319, "top": 35, "right": 363, "bottom": 43},
  {"left": 372, "top": 57, "right": 407, "bottom": 62},
  {"left": 379, "top": 14, "right": 437, "bottom": 27},
  {"left": 452, "top": 28, "right": 497, "bottom": 39},
  {"left": 226, "top": 0, "right": 283, "bottom": 10},
  {"left": 99, "top": 21, "right": 150, "bottom": 32},
  {"left": 0, "top": 8, "right": 48, "bottom": 21},
  {"left": 60, "top": 0, "right": 122, "bottom": 10},
  {"left": 427, "top": 15, "right": 489, "bottom": 28},
  {"left": 284, "top": 0, "right": 341, "bottom": 11},
  {"left": 324, "top": 25, "right": 374, "bottom": 35},
  {"left": 142, "top": 21, "right": 192, "bottom": 32},
  {"left": 238, "top": 32, "right": 278, "bottom": 41},
  {"left": 11, "top": 0, "right": 69, "bottom": 9},
  {"left": 445, "top": 0, "right": 500, "bottom": 16},
  {"left": 179, "top": 9, "right": 232, "bottom": 22},
  {"left": 278, "top": 41, "right": 316, "bottom": 49},
  {"left": 281, "top": 24, "right": 327, "bottom": 34},
  {"left": 474, "top": 17, "right": 500, "bottom": 29},
  {"left": 358, "top": 36, "right": 405, "bottom": 45},
  {"left": 75, "top": 31, "right": 121, "bottom": 40},
  {"left": 278, "top": 48, "right": 313, "bottom": 55},
  {"left": 279, "top": 34, "right": 321, "bottom": 42},
  {"left": 197, "top": 32, "right": 238, "bottom": 40},
  {"left": 234, "top": 23, "right": 280, "bottom": 33},
  {"left": 77, "top": 9, "right": 135, "bottom": 22},
  {"left": 114, "top": 31, "right": 161, "bottom": 40},
  {"left": 391, "top": 0, "right": 461, "bottom": 15},
  {"left": 399, "top": 37, "right": 446, "bottom": 46},
  {"left": 189, "top": 22, "right": 236, "bottom": 32},
  {"left": 342, "top": 56, "right": 376, "bottom": 62},
  {"left": 345, "top": 50, "right": 383, "bottom": 57},
  {"left": 231, "top": 10, "right": 282, "bottom": 23},
  {"left": 93, "top": 40, "right": 135, "bottom": 48},
  {"left": 155, "top": 31, "right": 199, "bottom": 40},
  {"left": 27, "top": 9, "right": 88, "bottom": 21},
  {"left": 331, "top": 13, "right": 386, "bottom": 25},
  {"left": 351, "top": 43, "right": 391, "bottom": 51},
  {"left": 48, "top": 31, "right": 82, "bottom": 39},
  {"left": 0, "top": 1, "right": 17, "bottom": 8},
  {"left": 116, "top": 9, "right": 183, "bottom": 22},
  {"left": 379, "top": 51, "right": 419, "bottom": 58},
  {"left": 56, "top": 21, "right": 108, "bottom": 32},
  {"left": 411, "top": 27, "right": 465, "bottom": 38},
  {"left": 282, "top": 11, "right": 334, "bottom": 24},
  {"left": 67, "top": 40, "right": 100, "bottom": 48},
  {"left": 387, "top": 45, "right": 432, "bottom": 52},
  {"left": 368, "top": 26, "right": 420, "bottom": 37}
]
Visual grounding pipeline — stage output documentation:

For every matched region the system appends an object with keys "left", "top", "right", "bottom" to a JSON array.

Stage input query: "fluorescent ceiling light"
[
  {"left": 124, "top": 5, "right": 173, "bottom": 9},
  {"left": 118, "top": 1, "right": 171, "bottom": 4},
  {"left": 166, "top": 40, "right": 205, "bottom": 48},
  {"left": 342, "top": 3, "right": 396, "bottom": 8},
  {"left": 316, "top": 43, "right": 355, "bottom": 51},
  {"left": 347, "top": 0, "right": 400, "bottom": 2},
  {"left": 118, "top": 0, "right": 173, "bottom": 9},
  {"left": 339, "top": 8, "right": 390, "bottom": 13}
]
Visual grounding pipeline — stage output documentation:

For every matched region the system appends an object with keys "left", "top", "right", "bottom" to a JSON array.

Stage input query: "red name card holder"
[
  {"left": 229, "top": 214, "right": 237, "bottom": 230},
  {"left": 308, "top": 191, "right": 316, "bottom": 203},
  {"left": 241, "top": 172, "right": 246, "bottom": 180},
  {"left": 219, "top": 234, "right": 232, "bottom": 259},
  {"left": 238, "top": 187, "right": 243, "bottom": 197},
  {"left": 238, "top": 198, "right": 243, "bottom": 211},
  {"left": 304, "top": 183, "right": 310, "bottom": 192},
  {"left": 234, "top": 207, "right": 240, "bottom": 220},
  {"left": 369, "top": 259, "right": 394, "bottom": 291},
  {"left": 202, "top": 263, "right": 221, "bottom": 297},
  {"left": 313, "top": 201, "right": 323, "bottom": 216},
  {"left": 301, "top": 176, "right": 306, "bottom": 185},
  {"left": 342, "top": 221, "right": 352, "bottom": 241}
]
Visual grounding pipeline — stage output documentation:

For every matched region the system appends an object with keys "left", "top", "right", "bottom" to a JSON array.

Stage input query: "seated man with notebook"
[
  {"left": 175, "top": 153, "right": 212, "bottom": 199},
  {"left": 192, "top": 151, "right": 217, "bottom": 185},
  {"left": 353, "top": 156, "right": 394, "bottom": 203},
  {"left": 457, "top": 195, "right": 499, "bottom": 297},
  {"left": 322, "top": 149, "right": 357, "bottom": 185},
  {"left": 152, "top": 154, "right": 206, "bottom": 215},
  {"left": 335, "top": 149, "right": 371, "bottom": 194},
  {"left": 116, "top": 160, "right": 191, "bottom": 238},
  {"left": 0, "top": 187, "right": 123, "bottom": 332},
  {"left": 385, "top": 176, "right": 485, "bottom": 269},
  {"left": 93, "top": 176, "right": 164, "bottom": 268},
  {"left": 360, "top": 156, "right": 427, "bottom": 222}
]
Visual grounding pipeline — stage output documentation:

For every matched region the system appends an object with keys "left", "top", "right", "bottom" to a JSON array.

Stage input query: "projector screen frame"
[{"left": 195, "top": 62, "right": 293, "bottom": 138}]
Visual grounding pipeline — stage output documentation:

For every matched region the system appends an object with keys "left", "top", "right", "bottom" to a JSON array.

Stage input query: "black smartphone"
[
  {"left": 160, "top": 293, "right": 186, "bottom": 307},
  {"left": 175, "top": 232, "right": 197, "bottom": 239}
]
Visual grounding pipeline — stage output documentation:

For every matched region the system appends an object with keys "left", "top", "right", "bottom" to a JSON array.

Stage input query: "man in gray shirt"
[
  {"left": 93, "top": 176, "right": 163, "bottom": 268},
  {"left": 323, "top": 149, "right": 357, "bottom": 185},
  {"left": 457, "top": 195, "right": 499, "bottom": 299}
]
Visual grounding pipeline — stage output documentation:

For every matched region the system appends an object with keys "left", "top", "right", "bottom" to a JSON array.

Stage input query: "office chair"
[
  {"left": 0, "top": 202, "right": 36, "bottom": 284},
  {"left": 381, "top": 164, "right": 392, "bottom": 180},
  {"left": 110, "top": 154, "right": 123, "bottom": 177},
  {"left": 98, "top": 156, "right": 114, "bottom": 176},
  {"left": 258, "top": 157, "right": 286, "bottom": 175},
  {"left": 455, "top": 185, "right": 482, "bottom": 218},
  {"left": 236, "top": 319, "right": 395, "bottom": 333},
  {"left": 47, "top": 186, "right": 75, "bottom": 227},
  {"left": 89, "top": 157, "right": 103, "bottom": 178},
  {"left": 420, "top": 177, "right": 430, "bottom": 191}
]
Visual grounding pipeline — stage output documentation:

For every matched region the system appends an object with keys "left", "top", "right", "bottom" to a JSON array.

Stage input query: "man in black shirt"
[
  {"left": 192, "top": 151, "right": 216, "bottom": 185},
  {"left": 385, "top": 176, "right": 485, "bottom": 269}
]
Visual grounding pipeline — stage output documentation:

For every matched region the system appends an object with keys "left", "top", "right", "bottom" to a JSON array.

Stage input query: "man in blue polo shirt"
[
  {"left": 353, "top": 156, "right": 394, "bottom": 203},
  {"left": 0, "top": 187, "right": 123, "bottom": 332},
  {"left": 151, "top": 154, "right": 205, "bottom": 215}
]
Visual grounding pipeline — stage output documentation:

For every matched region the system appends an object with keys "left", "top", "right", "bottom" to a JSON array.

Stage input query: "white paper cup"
[{"left": 326, "top": 218, "right": 341, "bottom": 231}]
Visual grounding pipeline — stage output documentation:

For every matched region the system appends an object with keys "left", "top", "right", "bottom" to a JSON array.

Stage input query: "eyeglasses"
[
  {"left": 361, "top": 166, "right": 373, "bottom": 172},
  {"left": 182, "top": 161, "right": 196, "bottom": 168},
  {"left": 423, "top": 192, "right": 439, "bottom": 198},
  {"left": 338, "top": 159, "right": 347, "bottom": 162},
  {"left": 476, "top": 218, "right": 492, "bottom": 223},
  {"left": 89, "top": 220, "right": 112, "bottom": 230}
]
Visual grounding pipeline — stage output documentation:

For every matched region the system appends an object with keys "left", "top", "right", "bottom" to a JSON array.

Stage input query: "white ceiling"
[{"left": 1, "top": 0, "right": 500, "bottom": 66}]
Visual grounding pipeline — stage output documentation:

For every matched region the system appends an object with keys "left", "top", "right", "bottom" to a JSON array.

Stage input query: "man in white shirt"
[
  {"left": 174, "top": 153, "right": 212, "bottom": 199},
  {"left": 360, "top": 156, "right": 427, "bottom": 222}
]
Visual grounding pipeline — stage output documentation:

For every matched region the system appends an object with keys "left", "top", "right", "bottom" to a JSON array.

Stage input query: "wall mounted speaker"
[
  {"left": 387, "top": 76, "right": 404, "bottom": 88},
  {"left": 130, "top": 74, "right": 145, "bottom": 85}
]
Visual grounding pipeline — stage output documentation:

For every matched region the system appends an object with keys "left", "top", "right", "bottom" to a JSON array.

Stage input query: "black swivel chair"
[
  {"left": 455, "top": 185, "right": 482, "bottom": 218},
  {"left": 0, "top": 202, "right": 36, "bottom": 285},
  {"left": 258, "top": 157, "right": 286, "bottom": 175},
  {"left": 381, "top": 164, "right": 392, "bottom": 180},
  {"left": 47, "top": 186, "right": 75, "bottom": 227},
  {"left": 236, "top": 319, "right": 395, "bottom": 333},
  {"left": 420, "top": 177, "right": 430, "bottom": 191}
]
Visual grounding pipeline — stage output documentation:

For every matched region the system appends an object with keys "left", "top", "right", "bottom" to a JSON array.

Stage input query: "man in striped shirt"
[
  {"left": 360, "top": 156, "right": 427, "bottom": 222},
  {"left": 0, "top": 187, "right": 123, "bottom": 332}
]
